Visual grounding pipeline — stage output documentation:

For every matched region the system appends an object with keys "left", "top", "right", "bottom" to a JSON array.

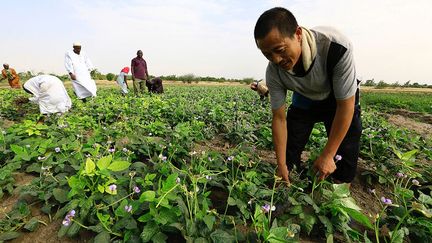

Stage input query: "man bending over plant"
[{"left": 254, "top": 7, "right": 362, "bottom": 185}]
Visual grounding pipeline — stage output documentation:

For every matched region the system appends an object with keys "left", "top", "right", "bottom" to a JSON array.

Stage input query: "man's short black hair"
[{"left": 254, "top": 7, "right": 298, "bottom": 41}]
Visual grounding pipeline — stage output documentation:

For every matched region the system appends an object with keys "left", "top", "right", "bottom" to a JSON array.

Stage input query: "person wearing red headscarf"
[{"left": 116, "top": 67, "right": 130, "bottom": 95}]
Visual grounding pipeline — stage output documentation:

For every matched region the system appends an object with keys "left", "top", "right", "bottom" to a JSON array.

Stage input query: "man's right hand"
[
  {"left": 250, "top": 83, "right": 258, "bottom": 91},
  {"left": 69, "top": 73, "right": 77, "bottom": 80},
  {"left": 276, "top": 165, "right": 290, "bottom": 184}
]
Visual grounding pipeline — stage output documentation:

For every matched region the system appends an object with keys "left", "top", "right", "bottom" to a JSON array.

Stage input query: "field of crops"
[{"left": 0, "top": 86, "right": 431, "bottom": 243}]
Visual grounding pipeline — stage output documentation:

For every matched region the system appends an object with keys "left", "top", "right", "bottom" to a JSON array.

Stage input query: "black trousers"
[{"left": 285, "top": 97, "right": 362, "bottom": 183}]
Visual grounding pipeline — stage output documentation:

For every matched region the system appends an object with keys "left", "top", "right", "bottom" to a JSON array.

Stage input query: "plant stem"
[{"left": 156, "top": 183, "right": 179, "bottom": 208}]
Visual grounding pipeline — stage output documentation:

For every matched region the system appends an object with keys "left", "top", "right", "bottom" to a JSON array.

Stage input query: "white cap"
[{"left": 73, "top": 42, "right": 81, "bottom": 47}]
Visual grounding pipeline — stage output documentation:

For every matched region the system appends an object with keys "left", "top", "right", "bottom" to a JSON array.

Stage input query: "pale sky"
[{"left": 1, "top": 0, "right": 431, "bottom": 84}]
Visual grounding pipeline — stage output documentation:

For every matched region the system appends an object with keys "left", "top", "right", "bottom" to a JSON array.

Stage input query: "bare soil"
[{"left": 381, "top": 110, "right": 432, "bottom": 137}]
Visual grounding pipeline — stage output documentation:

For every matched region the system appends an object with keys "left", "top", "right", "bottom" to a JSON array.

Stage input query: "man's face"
[
  {"left": 137, "top": 51, "right": 143, "bottom": 58},
  {"left": 256, "top": 27, "right": 302, "bottom": 71},
  {"left": 73, "top": 46, "right": 81, "bottom": 54}
]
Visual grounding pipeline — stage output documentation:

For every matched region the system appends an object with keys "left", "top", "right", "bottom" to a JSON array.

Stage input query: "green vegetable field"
[{"left": 0, "top": 86, "right": 431, "bottom": 243}]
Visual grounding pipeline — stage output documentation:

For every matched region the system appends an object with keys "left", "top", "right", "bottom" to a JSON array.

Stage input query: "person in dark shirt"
[
  {"left": 146, "top": 77, "right": 164, "bottom": 94},
  {"left": 131, "top": 50, "right": 149, "bottom": 95}
]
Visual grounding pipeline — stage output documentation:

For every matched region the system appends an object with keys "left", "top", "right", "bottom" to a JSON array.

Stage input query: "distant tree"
[
  {"left": 403, "top": 80, "right": 411, "bottom": 87},
  {"left": 363, "top": 79, "right": 376, "bottom": 86},
  {"left": 376, "top": 80, "right": 388, "bottom": 89},
  {"left": 106, "top": 73, "right": 115, "bottom": 81}
]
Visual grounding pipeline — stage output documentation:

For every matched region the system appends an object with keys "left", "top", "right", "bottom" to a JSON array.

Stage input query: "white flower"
[
  {"left": 176, "top": 177, "right": 181, "bottom": 184},
  {"left": 122, "top": 148, "right": 129, "bottom": 152},
  {"left": 26, "top": 145, "right": 30, "bottom": 148},
  {"left": 55, "top": 147, "right": 61, "bottom": 153},
  {"left": 38, "top": 156, "right": 46, "bottom": 161},
  {"left": 205, "top": 175, "right": 212, "bottom": 180}
]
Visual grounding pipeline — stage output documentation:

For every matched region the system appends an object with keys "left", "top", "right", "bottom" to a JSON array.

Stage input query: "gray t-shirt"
[{"left": 266, "top": 26, "right": 358, "bottom": 110}]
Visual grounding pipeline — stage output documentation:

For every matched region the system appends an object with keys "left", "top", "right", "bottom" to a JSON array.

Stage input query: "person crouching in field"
[
  {"left": 254, "top": 7, "right": 362, "bottom": 186},
  {"left": 1, "top": 63, "right": 21, "bottom": 89},
  {"left": 146, "top": 77, "right": 164, "bottom": 94},
  {"left": 116, "top": 67, "right": 130, "bottom": 95},
  {"left": 22, "top": 75, "right": 72, "bottom": 122}
]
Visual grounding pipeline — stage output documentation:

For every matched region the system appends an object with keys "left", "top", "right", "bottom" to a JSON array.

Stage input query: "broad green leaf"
[
  {"left": 332, "top": 184, "right": 350, "bottom": 198},
  {"left": 303, "top": 213, "right": 317, "bottom": 235},
  {"left": 401, "top": 149, "right": 417, "bottom": 161},
  {"left": 227, "top": 197, "right": 236, "bottom": 206},
  {"left": 108, "top": 160, "right": 130, "bottom": 171},
  {"left": 267, "top": 227, "right": 292, "bottom": 242},
  {"left": 97, "top": 155, "right": 112, "bottom": 170},
  {"left": 343, "top": 207, "right": 373, "bottom": 229},
  {"left": 139, "top": 191, "right": 156, "bottom": 202},
  {"left": 24, "top": 217, "right": 40, "bottom": 232},
  {"left": 203, "top": 214, "right": 215, "bottom": 230},
  {"left": 140, "top": 221, "right": 159, "bottom": 242},
  {"left": 53, "top": 188, "right": 68, "bottom": 203},
  {"left": 10, "top": 144, "right": 24, "bottom": 155},
  {"left": 85, "top": 158, "right": 96, "bottom": 175},
  {"left": 418, "top": 191, "right": 432, "bottom": 206},
  {"left": 151, "top": 232, "right": 168, "bottom": 243},
  {"left": 318, "top": 215, "right": 334, "bottom": 234},
  {"left": 97, "top": 184, "right": 105, "bottom": 193},
  {"left": 0, "top": 232, "right": 21, "bottom": 241},
  {"left": 326, "top": 234, "right": 334, "bottom": 243},
  {"left": 94, "top": 231, "right": 110, "bottom": 243},
  {"left": 210, "top": 229, "right": 235, "bottom": 243},
  {"left": 412, "top": 202, "right": 432, "bottom": 218},
  {"left": 338, "top": 197, "right": 361, "bottom": 211}
]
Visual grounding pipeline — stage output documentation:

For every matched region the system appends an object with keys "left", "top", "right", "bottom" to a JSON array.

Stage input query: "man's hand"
[
  {"left": 276, "top": 165, "right": 290, "bottom": 184},
  {"left": 69, "top": 73, "right": 77, "bottom": 80},
  {"left": 313, "top": 154, "right": 337, "bottom": 181},
  {"left": 250, "top": 82, "right": 258, "bottom": 91}
]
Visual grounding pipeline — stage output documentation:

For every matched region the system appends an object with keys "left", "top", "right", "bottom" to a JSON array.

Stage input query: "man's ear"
[{"left": 295, "top": 27, "right": 302, "bottom": 42}]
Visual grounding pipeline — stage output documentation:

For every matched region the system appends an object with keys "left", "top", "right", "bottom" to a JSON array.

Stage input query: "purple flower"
[
  {"left": 109, "top": 184, "right": 117, "bottom": 192},
  {"left": 227, "top": 156, "right": 234, "bottom": 161},
  {"left": 381, "top": 197, "right": 392, "bottom": 205},
  {"left": 55, "top": 147, "right": 61, "bottom": 153},
  {"left": 261, "top": 204, "right": 276, "bottom": 213},
  {"left": 108, "top": 148, "right": 115, "bottom": 153},
  {"left": 133, "top": 186, "right": 141, "bottom": 193},
  {"left": 334, "top": 155, "right": 342, "bottom": 162},
  {"left": 396, "top": 172, "right": 404, "bottom": 178},
  {"left": 124, "top": 205, "right": 132, "bottom": 213},
  {"left": 62, "top": 210, "right": 76, "bottom": 226},
  {"left": 159, "top": 154, "right": 167, "bottom": 162},
  {"left": 412, "top": 179, "right": 420, "bottom": 186}
]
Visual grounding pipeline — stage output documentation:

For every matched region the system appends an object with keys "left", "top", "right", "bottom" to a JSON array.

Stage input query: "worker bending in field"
[
  {"left": 254, "top": 7, "right": 362, "bottom": 185},
  {"left": 22, "top": 75, "right": 72, "bottom": 115},
  {"left": 146, "top": 77, "right": 164, "bottom": 94},
  {"left": 1, "top": 63, "right": 21, "bottom": 88}
]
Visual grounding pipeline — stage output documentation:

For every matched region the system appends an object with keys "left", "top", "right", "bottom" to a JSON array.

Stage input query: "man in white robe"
[
  {"left": 64, "top": 42, "right": 97, "bottom": 100},
  {"left": 23, "top": 75, "right": 72, "bottom": 114}
]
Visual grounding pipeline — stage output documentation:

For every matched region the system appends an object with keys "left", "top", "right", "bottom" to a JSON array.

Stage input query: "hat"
[
  {"left": 121, "top": 67, "right": 130, "bottom": 74},
  {"left": 73, "top": 42, "right": 81, "bottom": 47}
]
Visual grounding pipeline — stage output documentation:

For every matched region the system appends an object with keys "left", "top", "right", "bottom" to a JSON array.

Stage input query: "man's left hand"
[{"left": 313, "top": 154, "right": 336, "bottom": 181}]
